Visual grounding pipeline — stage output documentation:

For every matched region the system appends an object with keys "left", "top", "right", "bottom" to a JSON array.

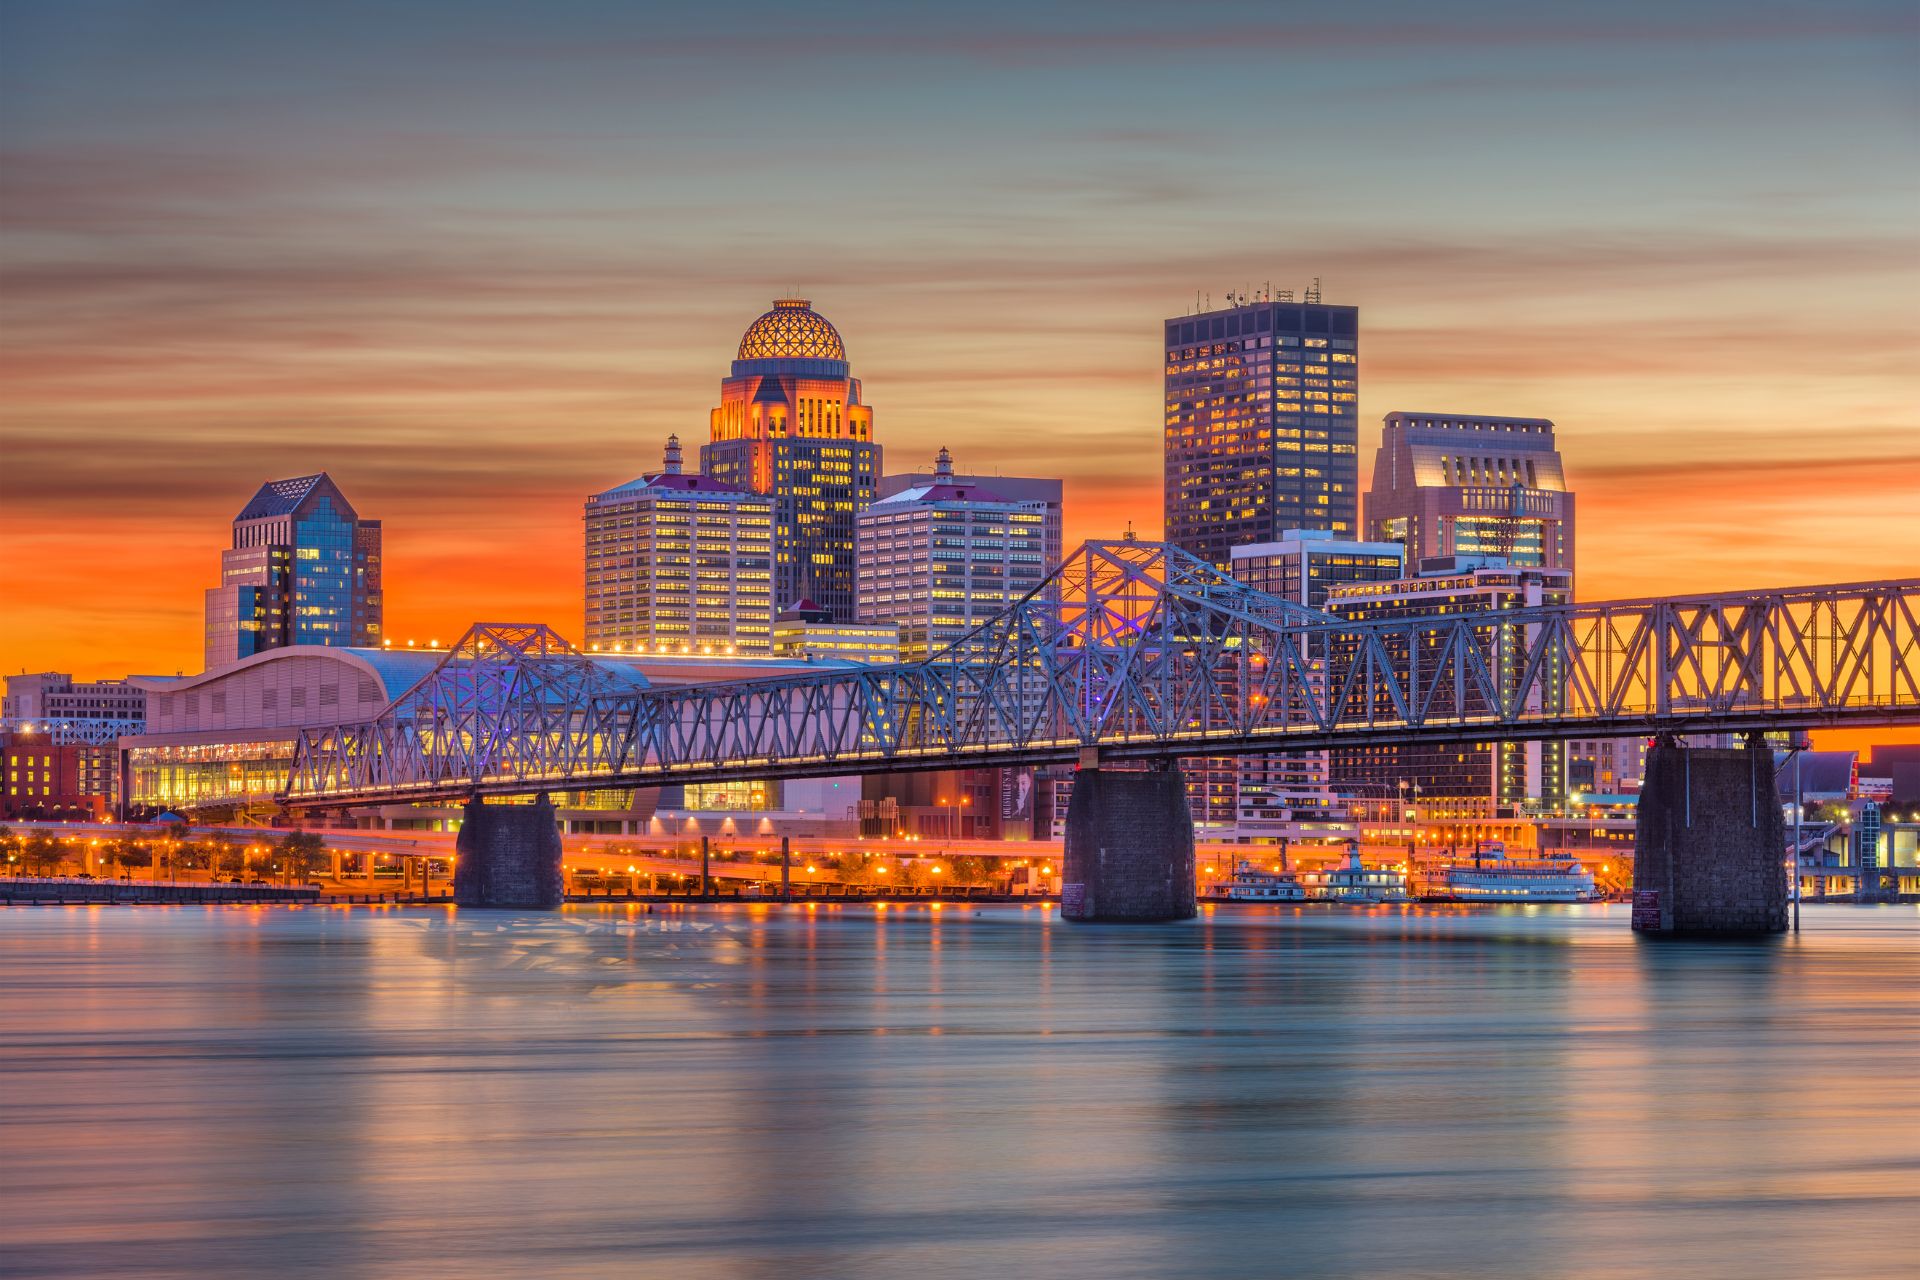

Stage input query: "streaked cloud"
[{"left": 0, "top": 0, "right": 1914, "bottom": 687}]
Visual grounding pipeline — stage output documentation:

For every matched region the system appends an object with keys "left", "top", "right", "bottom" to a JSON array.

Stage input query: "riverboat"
[
  {"left": 1217, "top": 858, "right": 1308, "bottom": 901},
  {"left": 1300, "top": 844, "right": 1410, "bottom": 903},
  {"left": 1436, "top": 843, "right": 1600, "bottom": 903}
]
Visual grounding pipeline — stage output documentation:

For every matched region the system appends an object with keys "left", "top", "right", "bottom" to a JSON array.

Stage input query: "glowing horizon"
[{"left": 2, "top": 2, "right": 1915, "bottom": 765}]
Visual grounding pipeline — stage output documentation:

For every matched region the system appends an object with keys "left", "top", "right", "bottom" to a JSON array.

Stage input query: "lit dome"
[{"left": 733, "top": 299, "right": 848, "bottom": 376}]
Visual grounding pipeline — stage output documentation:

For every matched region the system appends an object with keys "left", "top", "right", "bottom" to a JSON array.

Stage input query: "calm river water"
[{"left": 2, "top": 902, "right": 1916, "bottom": 1279}]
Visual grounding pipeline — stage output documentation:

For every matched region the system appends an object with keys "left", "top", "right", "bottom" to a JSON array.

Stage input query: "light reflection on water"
[{"left": 2, "top": 903, "right": 1916, "bottom": 1279}]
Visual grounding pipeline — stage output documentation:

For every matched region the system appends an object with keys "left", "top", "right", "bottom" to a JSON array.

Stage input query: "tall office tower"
[
  {"left": 1364, "top": 412, "right": 1574, "bottom": 578},
  {"left": 702, "top": 298, "right": 880, "bottom": 621},
  {"left": 584, "top": 436, "right": 775, "bottom": 654},
  {"left": 1326, "top": 561, "right": 1573, "bottom": 820},
  {"left": 879, "top": 469, "right": 1065, "bottom": 572},
  {"left": 857, "top": 448, "right": 1053, "bottom": 661},
  {"left": 1164, "top": 288, "right": 1360, "bottom": 567},
  {"left": 204, "top": 473, "right": 381, "bottom": 667},
  {"left": 1226, "top": 530, "right": 1408, "bottom": 839}
]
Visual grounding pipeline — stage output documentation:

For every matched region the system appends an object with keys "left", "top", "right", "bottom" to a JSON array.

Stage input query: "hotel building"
[
  {"left": 878, "top": 469, "right": 1064, "bottom": 573},
  {"left": 857, "top": 448, "right": 1054, "bottom": 661},
  {"left": 702, "top": 299, "right": 879, "bottom": 621},
  {"left": 1164, "top": 289, "right": 1360, "bottom": 568},
  {"left": 204, "top": 473, "right": 382, "bottom": 668},
  {"left": 584, "top": 437, "right": 775, "bottom": 654}
]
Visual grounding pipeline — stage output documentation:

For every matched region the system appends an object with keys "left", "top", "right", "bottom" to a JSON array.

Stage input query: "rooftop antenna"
[{"left": 1305, "top": 277, "right": 1322, "bottom": 304}]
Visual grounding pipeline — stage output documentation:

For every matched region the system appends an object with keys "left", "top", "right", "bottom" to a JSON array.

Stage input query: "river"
[{"left": 2, "top": 902, "right": 1915, "bottom": 1279}]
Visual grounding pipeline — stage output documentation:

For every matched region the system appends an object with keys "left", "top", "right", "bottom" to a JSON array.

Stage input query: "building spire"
[
  {"left": 934, "top": 446, "right": 953, "bottom": 481},
  {"left": 664, "top": 434, "right": 683, "bottom": 475}
]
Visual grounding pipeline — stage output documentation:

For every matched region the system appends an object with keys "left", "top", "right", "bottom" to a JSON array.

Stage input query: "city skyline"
[{"left": 3, "top": 4, "right": 1915, "bottom": 738}]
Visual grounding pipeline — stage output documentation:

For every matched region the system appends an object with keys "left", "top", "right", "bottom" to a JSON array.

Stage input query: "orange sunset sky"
[{"left": 2, "top": 3, "right": 1916, "bottom": 747}]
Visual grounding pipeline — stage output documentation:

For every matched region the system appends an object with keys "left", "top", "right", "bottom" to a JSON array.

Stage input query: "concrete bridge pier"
[
  {"left": 1632, "top": 739, "right": 1788, "bottom": 937},
  {"left": 1061, "top": 761, "right": 1196, "bottom": 923},
  {"left": 453, "top": 793, "right": 565, "bottom": 909}
]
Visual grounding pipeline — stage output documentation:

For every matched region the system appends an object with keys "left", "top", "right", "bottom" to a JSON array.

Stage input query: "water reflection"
[{"left": 1, "top": 903, "right": 1915, "bottom": 1278}]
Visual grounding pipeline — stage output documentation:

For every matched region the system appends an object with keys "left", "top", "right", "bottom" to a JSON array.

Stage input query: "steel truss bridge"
[{"left": 281, "top": 540, "right": 1920, "bottom": 808}]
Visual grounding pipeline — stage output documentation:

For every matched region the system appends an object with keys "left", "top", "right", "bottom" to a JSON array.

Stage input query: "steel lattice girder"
[{"left": 280, "top": 543, "right": 1920, "bottom": 806}]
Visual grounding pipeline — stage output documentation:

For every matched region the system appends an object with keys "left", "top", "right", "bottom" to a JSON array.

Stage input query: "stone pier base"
[
  {"left": 1061, "top": 765, "right": 1196, "bottom": 923},
  {"left": 1632, "top": 743, "right": 1787, "bottom": 936},
  {"left": 453, "top": 794, "right": 565, "bottom": 909}
]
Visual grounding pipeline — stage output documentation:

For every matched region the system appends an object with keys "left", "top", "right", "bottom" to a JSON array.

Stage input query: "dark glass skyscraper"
[
  {"left": 203, "top": 473, "right": 382, "bottom": 667},
  {"left": 1163, "top": 291, "right": 1359, "bottom": 566},
  {"left": 702, "top": 299, "right": 879, "bottom": 620}
]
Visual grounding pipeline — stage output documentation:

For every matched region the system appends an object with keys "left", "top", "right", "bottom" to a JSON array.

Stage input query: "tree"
[
  {"left": 208, "top": 837, "right": 246, "bottom": 879},
  {"left": 0, "top": 825, "right": 16, "bottom": 875},
  {"left": 944, "top": 855, "right": 992, "bottom": 886},
  {"left": 24, "top": 829, "right": 62, "bottom": 876},
  {"left": 104, "top": 836, "right": 149, "bottom": 879},
  {"left": 277, "top": 830, "right": 328, "bottom": 883}
]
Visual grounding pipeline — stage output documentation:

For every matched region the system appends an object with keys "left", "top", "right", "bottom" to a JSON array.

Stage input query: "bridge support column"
[
  {"left": 1061, "top": 763, "right": 1196, "bottom": 923},
  {"left": 453, "top": 794, "right": 565, "bottom": 910},
  {"left": 1632, "top": 741, "right": 1787, "bottom": 936}
]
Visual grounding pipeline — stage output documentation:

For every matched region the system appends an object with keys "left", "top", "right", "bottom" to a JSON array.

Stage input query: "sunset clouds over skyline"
[{"left": 3, "top": 0, "right": 1916, "bottom": 703}]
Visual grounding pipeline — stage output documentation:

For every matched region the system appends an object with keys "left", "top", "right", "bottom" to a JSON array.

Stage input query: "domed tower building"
[{"left": 703, "top": 299, "right": 880, "bottom": 621}]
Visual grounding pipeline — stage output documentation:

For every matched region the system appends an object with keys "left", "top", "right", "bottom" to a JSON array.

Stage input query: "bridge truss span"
[{"left": 281, "top": 542, "right": 1920, "bottom": 807}]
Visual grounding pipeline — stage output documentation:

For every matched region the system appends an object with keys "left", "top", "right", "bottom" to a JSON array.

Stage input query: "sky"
[{"left": 2, "top": 0, "right": 1917, "bottom": 754}]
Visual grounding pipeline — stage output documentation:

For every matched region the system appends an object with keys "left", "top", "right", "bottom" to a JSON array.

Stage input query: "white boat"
[
  {"left": 1438, "top": 843, "right": 1600, "bottom": 903},
  {"left": 1301, "top": 843, "right": 1410, "bottom": 903},
  {"left": 1219, "top": 858, "right": 1307, "bottom": 901}
]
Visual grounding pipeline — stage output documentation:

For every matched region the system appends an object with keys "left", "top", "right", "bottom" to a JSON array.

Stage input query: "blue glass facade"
[{"left": 205, "top": 475, "right": 382, "bottom": 667}]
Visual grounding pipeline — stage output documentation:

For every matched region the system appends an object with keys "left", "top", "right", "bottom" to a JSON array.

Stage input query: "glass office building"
[
  {"left": 702, "top": 299, "right": 880, "bottom": 621},
  {"left": 204, "top": 473, "right": 381, "bottom": 667},
  {"left": 1164, "top": 290, "right": 1360, "bottom": 567}
]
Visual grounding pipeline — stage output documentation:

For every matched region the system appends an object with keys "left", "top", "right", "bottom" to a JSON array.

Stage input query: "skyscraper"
[
  {"left": 857, "top": 448, "right": 1053, "bottom": 660},
  {"left": 1164, "top": 289, "right": 1360, "bottom": 567},
  {"left": 204, "top": 473, "right": 381, "bottom": 667},
  {"left": 584, "top": 436, "right": 775, "bottom": 654},
  {"left": 1364, "top": 412, "right": 1574, "bottom": 577},
  {"left": 702, "top": 298, "right": 880, "bottom": 620}
]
